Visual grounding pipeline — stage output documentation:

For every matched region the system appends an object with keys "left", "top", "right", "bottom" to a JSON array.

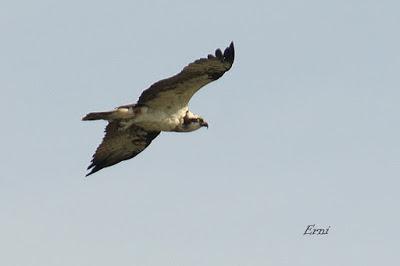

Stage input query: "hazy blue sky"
[{"left": 1, "top": 0, "right": 399, "bottom": 265}]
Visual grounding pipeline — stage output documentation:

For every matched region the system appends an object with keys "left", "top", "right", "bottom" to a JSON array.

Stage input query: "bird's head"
[
  {"left": 180, "top": 112, "right": 208, "bottom": 132},
  {"left": 184, "top": 117, "right": 208, "bottom": 131},
  {"left": 198, "top": 117, "right": 209, "bottom": 129}
]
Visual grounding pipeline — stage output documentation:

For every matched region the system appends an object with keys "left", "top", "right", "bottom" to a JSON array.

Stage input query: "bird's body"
[{"left": 82, "top": 42, "right": 235, "bottom": 176}]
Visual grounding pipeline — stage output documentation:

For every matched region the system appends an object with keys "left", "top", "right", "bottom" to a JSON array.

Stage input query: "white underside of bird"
[{"left": 105, "top": 105, "right": 205, "bottom": 132}]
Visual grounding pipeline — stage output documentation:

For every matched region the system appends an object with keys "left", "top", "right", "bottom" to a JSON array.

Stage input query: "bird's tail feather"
[
  {"left": 82, "top": 111, "right": 115, "bottom": 121},
  {"left": 82, "top": 106, "right": 136, "bottom": 121}
]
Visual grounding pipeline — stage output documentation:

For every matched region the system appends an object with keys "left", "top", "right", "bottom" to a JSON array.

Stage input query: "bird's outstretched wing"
[
  {"left": 86, "top": 121, "right": 160, "bottom": 176},
  {"left": 137, "top": 42, "right": 235, "bottom": 112}
]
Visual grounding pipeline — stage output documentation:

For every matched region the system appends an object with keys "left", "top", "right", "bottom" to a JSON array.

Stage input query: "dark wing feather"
[
  {"left": 86, "top": 121, "right": 160, "bottom": 176},
  {"left": 137, "top": 42, "right": 235, "bottom": 112}
]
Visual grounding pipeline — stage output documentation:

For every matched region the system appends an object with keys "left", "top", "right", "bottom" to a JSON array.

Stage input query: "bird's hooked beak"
[{"left": 201, "top": 121, "right": 209, "bottom": 129}]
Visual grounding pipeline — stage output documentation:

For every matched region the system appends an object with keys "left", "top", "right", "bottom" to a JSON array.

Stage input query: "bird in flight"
[{"left": 82, "top": 42, "right": 235, "bottom": 176}]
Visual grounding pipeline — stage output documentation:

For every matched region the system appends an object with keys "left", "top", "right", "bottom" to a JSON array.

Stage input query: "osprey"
[{"left": 82, "top": 42, "right": 235, "bottom": 176}]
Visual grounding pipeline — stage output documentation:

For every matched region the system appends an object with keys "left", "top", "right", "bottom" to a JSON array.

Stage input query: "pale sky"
[{"left": 1, "top": 0, "right": 399, "bottom": 265}]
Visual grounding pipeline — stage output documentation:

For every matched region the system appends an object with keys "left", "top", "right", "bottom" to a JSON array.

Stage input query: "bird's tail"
[
  {"left": 82, "top": 106, "right": 136, "bottom": 121},
  {"left": 82, "top": 111, "right": 115, "bottom": 121}
]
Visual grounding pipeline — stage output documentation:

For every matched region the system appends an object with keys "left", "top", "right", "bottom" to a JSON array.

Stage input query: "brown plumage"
[{"left": 86, "top": 121, "right": 160, "bottom": 176}]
